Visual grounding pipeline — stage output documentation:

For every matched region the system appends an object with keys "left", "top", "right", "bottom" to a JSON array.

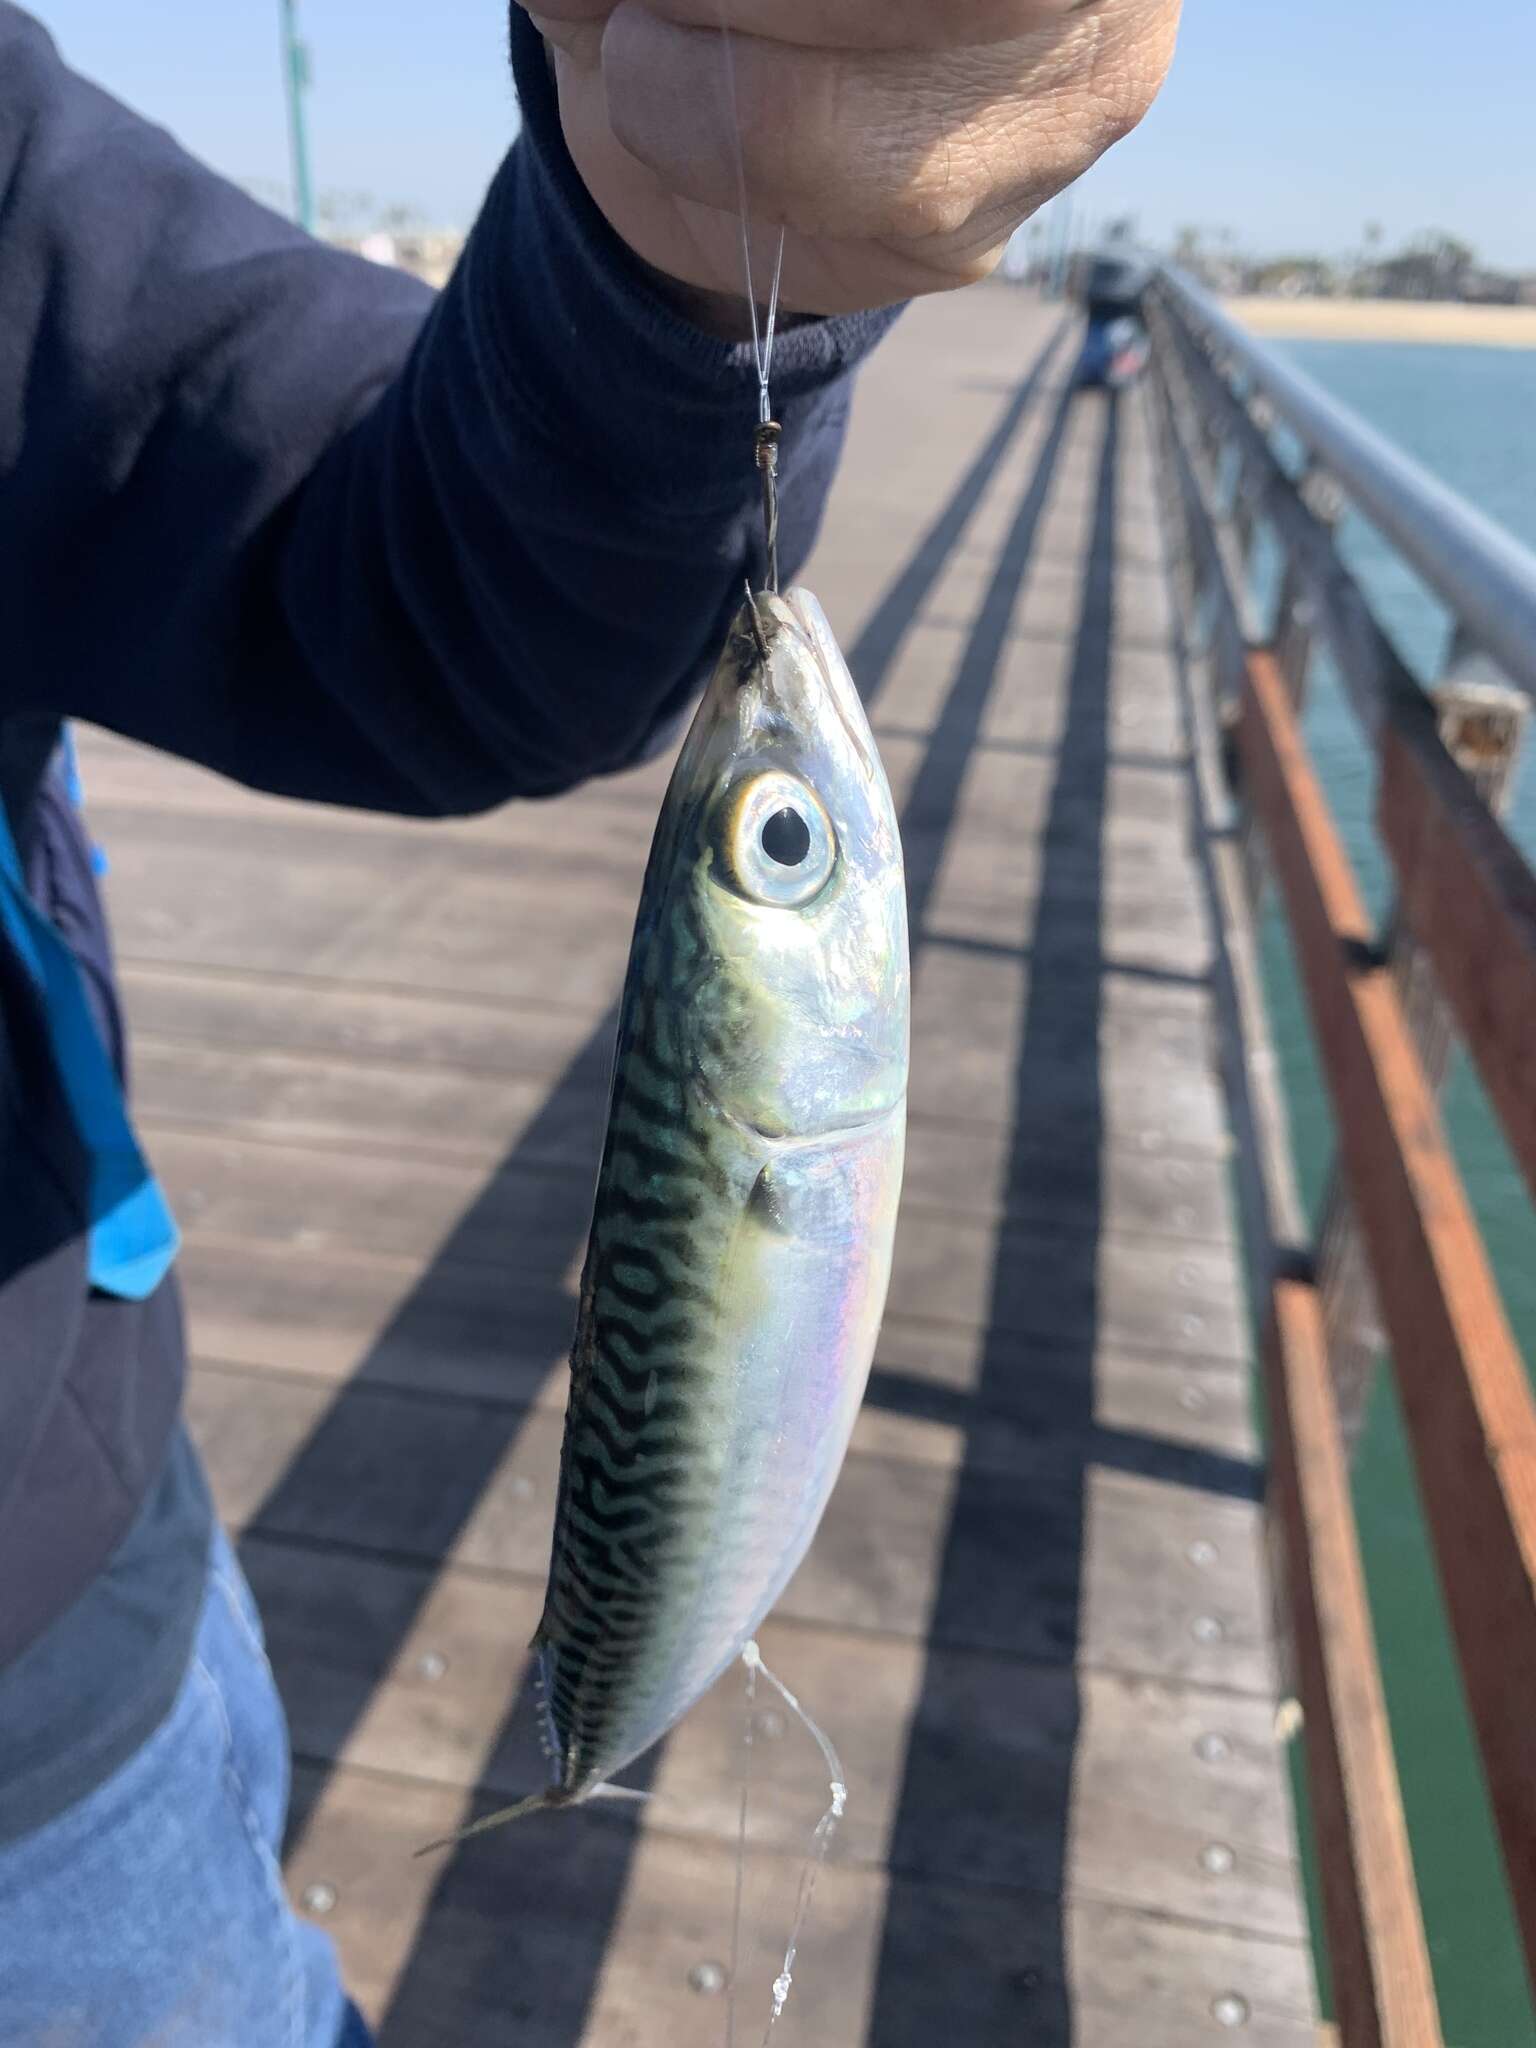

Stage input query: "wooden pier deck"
[{"left": 83, "top": 288, "right": 1319, "bottom": 2044}]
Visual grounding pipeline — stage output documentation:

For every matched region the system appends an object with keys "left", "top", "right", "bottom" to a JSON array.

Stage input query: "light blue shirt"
[{"left": 0, "top": 781, "right": 176, "bottom": 1300}]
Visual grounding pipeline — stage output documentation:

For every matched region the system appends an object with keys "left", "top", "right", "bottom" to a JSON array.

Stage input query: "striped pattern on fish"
[{"left": 419, "top": 587, "right": 908, "bottom": 1852}]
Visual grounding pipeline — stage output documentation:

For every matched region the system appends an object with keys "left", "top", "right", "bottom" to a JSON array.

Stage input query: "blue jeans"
[{"left": 0, "top": 1526, "right": 374, "bottom": 2048}]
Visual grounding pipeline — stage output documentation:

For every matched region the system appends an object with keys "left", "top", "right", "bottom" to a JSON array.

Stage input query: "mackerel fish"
[{"left": 430, "top": 587, "right": 908, "bottom": 1845}]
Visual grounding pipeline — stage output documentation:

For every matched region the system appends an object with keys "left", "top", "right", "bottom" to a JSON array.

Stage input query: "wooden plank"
[
  {"left": 94, "top": 711, "right": 1193, "bottom": 938},
  {"left": 86, "top": 777, "right": 665, "bottom": 874},
  {"left": 923, "top": 888, "right": 1212, "bottom": 982},
  {"left": 135, "top": 1045, "right": 1236, "bottom": 1246},
  {"left": 135, "top": 1045, "right": 606, "bottom": 1174},
  {"left": 110, "top": 866, "right": 636, "bottom": 1010},
  {"left": 894, "top": 724, "right": 1197, "bottom": 838},
  {"left": 150, "top": 1128, "right": 1248, "bottom": 1364},
  {"left": 127, "top": 1019, "right": 1235, "bottom": 1245},
  {"left": 896, "top": 739, "right": 1196, "bottom": 849},
  {"left": 983, "top": 639, "right": 1186, "bottom": 758},
  {"left": 189, "top": 1366, "right": 1277, "bottom": 1694},
  {"left": 286, "top": 1763, "right": 1317, "bottom": 2046},
  {"left": 1241, "top": 644, "right": 1536, "bottom": 1991},
  {"left": 121, "top": 958, "right": 1228, "bottom": 1159},
  {"left": 811, "top": 1116, "right": 1237, "bottom": 1250},
  {"left": 925, "top": 811, "right": 1203, "bottom": 901},
  {"left": 908, "top": 947, "right": 1227, "bottom": 1158},
  {"left": 118, "top": 958, "right": 614, "bottom": 1077},
  {"left": 890, "top": 1209, "right": 1247, "bottom": 1362},
  {"left": 78, "top": 725, "right": 670, "bottom": 831},
  {"left": 245, "top": 1538, "right": 1305, "bottom": 1938},
  {"left": 1264, "top": 1279, "right": 1442, "bottom": 2045},
  {"left": 927, "top": 546, "right": 1176, "bottom": 654},
  {"left": 179, "top": 1236, "right": 1259, "bottom": 1462},
  {"left": 1378, "top": 708, "right": 1536, "bottom": 1208},
  {"left": 96, "top": 802, "right": 651, "bottom": 1009},
  {"left": 866, "top": 619, "right": 1186, "bottom": 760},
  {"left": 179, "top": 1237, "right": 575, "bottom": 1401},
  {"left": 869, "top": 1309, "right": 1259, "bottom": 1461}
]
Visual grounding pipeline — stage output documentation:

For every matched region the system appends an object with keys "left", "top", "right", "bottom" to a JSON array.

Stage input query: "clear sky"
[
  {"left": 1072, "top": 0, "right": 1536, "bottom": 270},
  {"left": 25, "top": 0, "right": 1536, "bottom": 269}
]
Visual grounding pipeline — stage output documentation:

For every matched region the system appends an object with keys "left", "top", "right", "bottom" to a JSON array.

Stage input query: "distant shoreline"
[{"left": 1222, "top": 295, "right": 1536, "bottom": 349}]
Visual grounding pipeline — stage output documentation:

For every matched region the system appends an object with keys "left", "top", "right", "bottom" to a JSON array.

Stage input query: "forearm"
[
  {"left": 269, "top": 17, "right": 894, "bottom": 812},
  {"left": 0, "top": 4, "right": 895, "bottom": 818}
]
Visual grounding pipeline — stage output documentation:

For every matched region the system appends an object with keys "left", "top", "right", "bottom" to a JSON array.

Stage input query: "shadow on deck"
[{"left": 94, "top": 288, "right": 1316, "bottom": 2045}]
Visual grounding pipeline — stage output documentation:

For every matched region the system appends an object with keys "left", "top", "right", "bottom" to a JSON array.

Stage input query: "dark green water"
[{"left": 1256, "top": 340, "right": 1536, "bottom": 2043}]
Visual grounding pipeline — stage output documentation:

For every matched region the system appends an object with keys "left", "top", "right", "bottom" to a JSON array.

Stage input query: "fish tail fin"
[
  {"left": 412, "top": 1793, "right": 553, "bottom": 1859},
  {"left": 411, "top": 1780, "right": 649, "bottom": 1859}
]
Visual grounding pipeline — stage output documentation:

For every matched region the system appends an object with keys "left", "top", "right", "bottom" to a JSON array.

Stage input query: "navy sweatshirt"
[{"left": 0, "top": 2, "right": 896, "bottom": 1839}]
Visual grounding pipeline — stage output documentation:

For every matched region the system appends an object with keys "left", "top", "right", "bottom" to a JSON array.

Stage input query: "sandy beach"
[{"left": 1222, "top": 295, "right": 1536, "bottom": 349}]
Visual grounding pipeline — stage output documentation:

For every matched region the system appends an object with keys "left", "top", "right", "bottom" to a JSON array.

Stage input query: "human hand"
[{"left": 514, "top": 0, "right": 1179, "bottom": 325}]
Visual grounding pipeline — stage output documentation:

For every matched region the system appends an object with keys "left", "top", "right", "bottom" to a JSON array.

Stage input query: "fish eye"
[
  {"left": 717, "top": 772, "right": 837, "bottom": 909},
  {"left": 761, "top": 807, "right": 812, "bottom": 868}
]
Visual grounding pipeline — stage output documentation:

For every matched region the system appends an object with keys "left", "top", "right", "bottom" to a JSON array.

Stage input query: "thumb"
[{"left": 519, "top": 0, "right": 617, "bottom": 58}]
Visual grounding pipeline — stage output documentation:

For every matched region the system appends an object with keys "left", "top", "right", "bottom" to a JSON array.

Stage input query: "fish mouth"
[{"left": 752, "top": 590, "right": 877, "bottom": 779}]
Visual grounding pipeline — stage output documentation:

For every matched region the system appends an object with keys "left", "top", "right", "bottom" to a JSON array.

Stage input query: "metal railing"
[
  {"left": 1141, "top": 265, "right": 1536, "bottom": 2048},
  {"left": 1155, "top": 268, "right": 1536, "bottom": 708}
]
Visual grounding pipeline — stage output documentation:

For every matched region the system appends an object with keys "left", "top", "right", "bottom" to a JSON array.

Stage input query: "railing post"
[
  {"left": 1237, "top": 468, "right": 1346, "bottom": 905},
  {"left": 1230, "top": 419, "right": 1268, "bottom": 570},
  {"left": 1315, "top": 649, "right": 1530, "bottom": 1456},
  {"left": 1272, "top": 465, "right": 1346, "bottom": 707},
  {"left": 1150, "top": 265, "right": 1536, "bottom": 2027}
]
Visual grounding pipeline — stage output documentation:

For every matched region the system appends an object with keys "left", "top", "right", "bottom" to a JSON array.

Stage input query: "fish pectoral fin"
[
  {"left": 412, "top": 1793, "right": 553, "bottom": 1859},
  {"left": 746, "top": 1162, "right": 791, "bottom": 1236}
]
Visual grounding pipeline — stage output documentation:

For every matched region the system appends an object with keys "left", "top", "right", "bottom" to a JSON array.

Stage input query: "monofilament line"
[
  {"left": 725, "top": 1645, "right": 758, "bottom": 2048},
  {"left": 741, "top": 1641, "right": 848, "bottom": 2046},
  {"left": 719, "top": 7, "right": 788, "bottom": 428}
]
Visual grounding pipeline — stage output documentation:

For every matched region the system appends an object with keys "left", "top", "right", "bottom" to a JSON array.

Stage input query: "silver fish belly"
[{"left": 426, "top": 588, "right": 907, "bottom": 1850}]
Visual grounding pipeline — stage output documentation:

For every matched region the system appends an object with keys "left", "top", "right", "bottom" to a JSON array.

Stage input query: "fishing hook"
[
  {"left": 743, "top": 579, "right": 772, "bottom": 665},
  {"left": 755, "top": 419, "right": 782, "bottom": 597}
]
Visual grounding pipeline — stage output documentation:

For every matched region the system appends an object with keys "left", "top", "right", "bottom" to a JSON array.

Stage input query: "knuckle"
[{"left": 890, "top": 161, "right": 987, "bottom": 244}]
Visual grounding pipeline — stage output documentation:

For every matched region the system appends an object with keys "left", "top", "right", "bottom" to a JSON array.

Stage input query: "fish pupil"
[{"left": 761, "top": 807, "right": 811, "bottom": 868}]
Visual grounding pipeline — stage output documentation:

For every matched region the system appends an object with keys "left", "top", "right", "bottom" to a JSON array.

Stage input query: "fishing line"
[
  {"left": 744, "top": 1641, "right": 848, "bottom": 2046},
  {"left": 725, "top": 1646, "right": 758, "bottom": 2048},
  {"left": 719, "top": 13, "right": 787, "bottom": 425},
  {"left": 723, "top": 1640, "right": 849, "bottom": 2045},
  {"left": 719, "top": 5, "right": 788, "bottom": 591},
  {"left": 716, "top": 22, "right": 845, "bottom": 2039}
]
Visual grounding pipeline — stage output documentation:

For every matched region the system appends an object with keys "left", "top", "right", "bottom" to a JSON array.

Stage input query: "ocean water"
[{"left": 1257, "top": 339, "right": 1536, "bottom": 2043}]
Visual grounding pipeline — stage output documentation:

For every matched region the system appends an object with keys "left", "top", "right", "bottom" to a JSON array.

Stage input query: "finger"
[
  {"left": 532, "top": 0, "right": 1082, "bottom": 51},
  {"left": 520, "top": 0, "right": 614, "bottom": 20},
  {"left": 521, "top": 0, "right": 612, "bottom": 60},
  {"left": 598, "top": 0, "right": 1174, "bottom": 245}
]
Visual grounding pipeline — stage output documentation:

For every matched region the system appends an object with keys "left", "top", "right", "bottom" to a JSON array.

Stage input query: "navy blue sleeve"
[{"left": 0, "top": 5, "right": 898, "bottom": 816}]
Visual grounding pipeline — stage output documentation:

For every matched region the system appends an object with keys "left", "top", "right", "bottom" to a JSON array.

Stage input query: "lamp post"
[{"left": 279, "top": 0, "right": 315, "bottom": 234}]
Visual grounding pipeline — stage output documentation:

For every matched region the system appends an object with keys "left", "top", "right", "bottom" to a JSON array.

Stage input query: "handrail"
[
  {"left": 1143, "top": 307, "right": 1446, "bottom": 2047},
  {"left": 1240, "top": 651, "right": 1536, "bottom": 1972},
  {"left": 1142, "top": 277, "right": 1536, "bottom": 2044},
  {"left": 1153, "top": 266, "right": 1536, "bottom": 702}
]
